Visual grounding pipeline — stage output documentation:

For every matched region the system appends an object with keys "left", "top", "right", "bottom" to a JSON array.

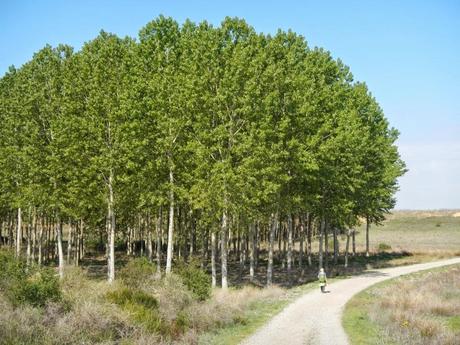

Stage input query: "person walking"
[{"left": 318, "top": 268, "right": 327, "bottom": 293}]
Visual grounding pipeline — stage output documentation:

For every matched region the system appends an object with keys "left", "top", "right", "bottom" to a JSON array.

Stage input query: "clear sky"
[{"left": 1, "top": 0, "right": 459, "bottom": 209}]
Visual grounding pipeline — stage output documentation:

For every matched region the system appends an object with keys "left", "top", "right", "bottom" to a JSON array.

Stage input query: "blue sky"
[{"left": 1, "top": 0, "right": 459, "bottom": 209}]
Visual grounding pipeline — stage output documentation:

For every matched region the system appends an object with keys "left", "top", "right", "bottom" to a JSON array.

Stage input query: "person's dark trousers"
[{"left": 321, "top": 286, "right": 325, "bottom": 293}]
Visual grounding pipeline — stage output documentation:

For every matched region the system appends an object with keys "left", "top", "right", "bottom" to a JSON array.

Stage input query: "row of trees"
[{"left": 0, "top": 16, "right": 405, "bottom": 287}]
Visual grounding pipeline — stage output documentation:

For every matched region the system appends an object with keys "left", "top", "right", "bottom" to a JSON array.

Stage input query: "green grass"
[
  {"left": 447, "top": 316, "right": 460, "bottom": 332},
  {"left": 343, "top": 264, "right": 460, "bottom": 345}
]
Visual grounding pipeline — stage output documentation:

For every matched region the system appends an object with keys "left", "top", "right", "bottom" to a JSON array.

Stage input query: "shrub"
[
  {"left": 0, "top": 250, "right": 61, "bottom": 307},
  {"left": 377, "top": 242, "right": 392, "bottom": 252},
  {"left": 107, "top": 287, "right": 162, "bottom": 333},
  {"left": 119, "top": 257, "right": 157, "bottom": 288},
  {"left": 177, "top": 261, "right": 211, "bottom": 301},
  {"left": 15, "top": 268, "right": 62, "bottom": 307},
  {"left": 107, "top": 287, "right": 158, "bottom": 309}
]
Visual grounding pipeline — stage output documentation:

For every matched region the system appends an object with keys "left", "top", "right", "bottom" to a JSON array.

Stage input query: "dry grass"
[
  {"left": 365, "top": 265, "right": 460, "bottom": 345},
  {"left": 0, "top": 264, "right": 285, "bottom": 345}
]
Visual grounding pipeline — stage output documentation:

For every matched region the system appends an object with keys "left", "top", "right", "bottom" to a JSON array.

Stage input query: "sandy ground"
[{"left": 240, "top": 257, "right": 460, "bottom": 345}]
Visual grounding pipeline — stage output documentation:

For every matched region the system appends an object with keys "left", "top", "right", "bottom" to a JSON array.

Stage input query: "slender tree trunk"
[
  {"left": 165, "top": 164, "right": 174, "bottom": 274},
  {"left": 319, "top": 218, "right": 324, "bottom": 270},
  {"left": 267, "top": 212, "right": 278, "bottom": 286},
  {"left": 38, "top": 216, "right": 43, "bottom": 266},
  {"left": 107, "top": 171, "right": 116, "bottom": 283},
  {"left": 156, "top": 207, "right": 162, "bottom": 276},
  {"left": 31, "top": 212, "right": 36, "bottom": 263},
  {"left": 0, "top": 219, "right": 3, "bottom": 246},
  {"left": 299, "top": 215, "right": 305, "bottom": 277},
  {"left": 8, "top": 215, "right": 13, "bottom": 248},
  {"left": 352, "top": 228, "right": 356, "bottom": 256},
  {"left": 366, "top": 216, "right": 370, "bottom": 257},
  {"left": 324, "top": 220, "right": 329, "bottom": 271},
  {"left": 333, "top": 227, "right": 338, "bottom": 265},
  {"left": 307, "top": 214, "right": 312, "bottom": 266},
  {"left": 249, "top": 223, "right": 255, "bottom": 281},
  {"left": 344, "top": 228, "right": 351, "bottom": 268},
  {"left": 26, "top": 220, "right": 31, "bottom": 265},
  {"left": 211, "top": 231, "right": 216, "bottom": 288},
  {"left": 221, "top": 209, "right": 229, "bottom": 290},
  {"left": 287, "top": 214, "right": 293, "bottom": 285},
  {"left": 201, "top": 229, "right": 209, "bottom": 269},
  {"left": 16, "top": 207, "right": 22, "bottom": 257},
  {"left": 255, "top": 221, "right": 259, "bottom": 268},
  {"left": 67, "top": 222, "right": 73, "bottom": 265},
  {"left": 147, "top": 212, "right": 153, "bottom": 262},
  {"left": 79, "top": 219, "right": 85, "bottom": 263},
  {"left": 56, "top": 219, "right": 64, "bottom": 279},
  {"left": 74, "top": 220, "right": 80, "bottom": 266}
]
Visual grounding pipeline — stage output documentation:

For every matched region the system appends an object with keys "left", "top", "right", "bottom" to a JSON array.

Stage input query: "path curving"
[{"left": 240, "top": 257, "right": 460, "bottom": 345}]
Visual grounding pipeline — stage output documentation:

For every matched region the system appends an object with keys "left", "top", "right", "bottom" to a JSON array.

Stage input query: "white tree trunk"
[
  {"left": 319, "top": 218, "right": 324, "bottom": 270},
  {"left": 165, "top": 165, "right": 174, "bottom": 274},
  {"left": 16, "top": 207, "right": 21, "bottom": 257},
  {"left": 221, "top": 210, "right": 228, "bottom": 289},
  {"left": 287, "top": 214, "right": 293, "bottom": 284},
  {"left": 366, "top": 217, "right": 370, "bottom": 257},
  {"left": 156, "top": 208, "right": 162, "bottom": 276},
  {"left": 249, "top": 223, "right": 255, "bottom": 281},
  {"left": 211, "top": 231, "right": 216, "bottom": 288},
  {"left": 56, "top": 220, "right": 64, "bottom": 279},
  {"left": 344, "top": 228, "right": 351, "bottom": 268},
  {"left": 107, "top": 172, "right": 116, "bottom": 283},
  {"left": 267, "top": 212, "right": 277, "bottom": 286}
]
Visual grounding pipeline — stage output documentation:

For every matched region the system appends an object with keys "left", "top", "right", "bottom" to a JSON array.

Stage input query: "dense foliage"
[{"left": 0, "top": 16, "right": 405, "bottom": 286}]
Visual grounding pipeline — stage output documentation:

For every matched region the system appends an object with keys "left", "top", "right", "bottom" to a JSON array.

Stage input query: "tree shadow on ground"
[{"left": 78, "top": 250, "right": 413, "bottom": 287}]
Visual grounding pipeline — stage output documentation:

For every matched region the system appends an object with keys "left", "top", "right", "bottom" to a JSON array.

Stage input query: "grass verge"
[{"left": 343, "top": 264, "right": 460, "bottom": 345}]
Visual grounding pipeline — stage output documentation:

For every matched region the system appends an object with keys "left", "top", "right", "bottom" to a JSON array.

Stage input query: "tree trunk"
[
  {"left": 249, "top": 223, "right": 255, "bottom": 281},
  {"left": 26, "top": 220, "right": 31, "bottom": 265},
  {"left": 344, "top": 228, "right": 351, "bottom": 268},
  {"left": 299, "top": 215, "right": 305, "bottom": 277},
  {"left": 165, "top": 165, "right": 174, "bottom": 274},
  {"left": 67, "top": 222, "right": 73, "bottom": 265},
  {"left": 221, "top": 209, "right": 229, "bottom": 290},
  {"left": 307, "top": 214, "right": 312, "bottom": 266},
  {"left": 333, "top": 227, "right": 338, "bottom": 265},
  {"left": 147, "top": 215, "right": 153, "bottom": 262},
  {"left": 31, "top": 212, "right": 36, "bottom": 263},
  {"left": 352, "top": 228, "right": 356, "bottom": 256},
  {"left": 324, "top": 220, "right": 329, "bottom": 270},
  {"left": 255, "top": 221, "right": 259, "bottom": 268},
  {"left": 366, "top": 216, "right": 370, "bottom": 257},
  {"left": 156, "top": 207, "right": 162, "bottom": 276},
  {"left": 287, "top": 214, "right": 293, "bottom": 285},
  {"left": 267, "top": 212, "right": 277, "bottom": 286},
  {"left": 56, "top": 219, "right": 65, "bottom": 279},
  {"left": 211, "top": 231, "right": 216, "bottom": 288},
  {"left": 107, "top": 171, "right": 116, "bottom": 283},
  {"left": 319, "top": 218, "right": 324, "bottom": 270},
  {"left": 16, "top": 207, "right": 22, "bottom": 257},
  {"left": 38, "top": 216, "right": 43, "bottom": 266}
]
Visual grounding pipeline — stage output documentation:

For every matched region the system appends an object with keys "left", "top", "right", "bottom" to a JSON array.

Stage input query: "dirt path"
[{"left": 240, "top": 257, "right": 460, "bottom": 345}]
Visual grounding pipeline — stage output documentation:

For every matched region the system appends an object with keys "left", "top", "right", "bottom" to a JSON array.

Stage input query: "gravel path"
[{"left": 240, "top": 257, "right": 460, "bottom": 345}]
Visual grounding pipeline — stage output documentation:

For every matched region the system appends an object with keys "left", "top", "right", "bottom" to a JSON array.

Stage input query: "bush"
[
  {"left": 119, "top": 257, "right": 157, "bottom": 288},
  {"left": 107, "top": 287, "right": 162, "bottom": 333},
  {"left": 177, "top": 261, "right": 211, "bottom": 301},
  {"left": 377, "top": 243, "right": 392, "bottom": 252},
  {"left": 0, "top": 250, "right": 61, "bottom": 307},
  {"left": 107, "top": 287, "right": 158, "bottom": 309},
  {"left": 15, "top": 268, "right": 62, "bottom": 307}
]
